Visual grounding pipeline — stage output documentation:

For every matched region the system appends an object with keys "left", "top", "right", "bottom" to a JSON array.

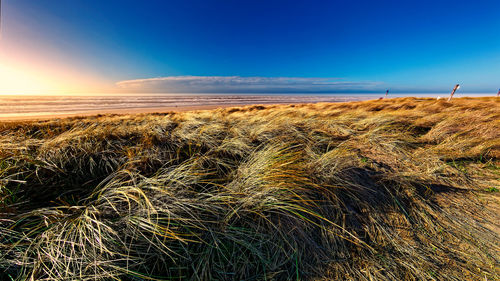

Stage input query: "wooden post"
[{"left": 447, "top": 84, "right": 460, "bottom": 102}]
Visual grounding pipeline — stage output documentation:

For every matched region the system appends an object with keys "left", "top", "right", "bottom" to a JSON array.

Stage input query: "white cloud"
[{"left": 116, "top": 76, "right": 382, "bottom": 93}]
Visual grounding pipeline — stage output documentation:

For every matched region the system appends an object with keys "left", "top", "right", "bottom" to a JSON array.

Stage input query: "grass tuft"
[{"left": 1, "top": 97, "right": 499, "bottom": 280}]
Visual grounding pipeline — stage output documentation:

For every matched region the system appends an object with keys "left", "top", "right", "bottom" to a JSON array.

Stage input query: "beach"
[
  {"left": 3, "top": 0, "right": 499, "bottom": 279},
  {"left": 0, "top": 93, "right": 493, "bottom": 121},
  {"left": 0, "top": 104, "right": 241, "bottom": 121},
  {"left": 0, "top": 94, "right": 371, "bottom": 121}
]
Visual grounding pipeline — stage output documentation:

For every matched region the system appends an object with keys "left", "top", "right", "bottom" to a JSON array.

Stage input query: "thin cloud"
[{"left": 116, "top": 76, "right": 382, "bottom": 93}]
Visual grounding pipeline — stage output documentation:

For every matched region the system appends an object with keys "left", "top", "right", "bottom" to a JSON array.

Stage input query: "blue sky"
[{"left": 1, "top": 0, "right": 500, "bottom": 93}]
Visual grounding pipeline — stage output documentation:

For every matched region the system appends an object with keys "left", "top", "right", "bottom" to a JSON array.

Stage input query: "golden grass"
[{"left": 0, "top": 97, "right": 499, "bottom": 280}]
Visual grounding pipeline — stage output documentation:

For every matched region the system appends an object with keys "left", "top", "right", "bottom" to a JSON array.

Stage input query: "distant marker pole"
[{"left": 447, "top": 84, "right": 460, "bottom": 102}]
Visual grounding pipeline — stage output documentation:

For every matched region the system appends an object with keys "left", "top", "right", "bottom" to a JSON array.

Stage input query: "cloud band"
[{"left": 116, "top": 76, "right": 381, "bottom": 93}]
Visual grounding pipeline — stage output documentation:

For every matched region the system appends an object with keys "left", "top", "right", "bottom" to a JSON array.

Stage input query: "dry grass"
[{"left": 0, "top": 97, "right": 499, "bottom": 280}]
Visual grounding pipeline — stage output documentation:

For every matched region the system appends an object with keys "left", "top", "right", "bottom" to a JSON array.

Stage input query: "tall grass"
[{"left": 0, "top": 97, "right": 499, "bottom": 280}]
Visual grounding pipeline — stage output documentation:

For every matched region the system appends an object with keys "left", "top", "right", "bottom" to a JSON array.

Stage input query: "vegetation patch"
[{"left": 1, "top": 97, "right": 499, "bottom": 280}]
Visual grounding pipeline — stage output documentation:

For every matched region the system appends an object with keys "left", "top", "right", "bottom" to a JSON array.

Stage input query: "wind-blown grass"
[{"left": 0, "top": 97, "right": 499, "bottom": 280}]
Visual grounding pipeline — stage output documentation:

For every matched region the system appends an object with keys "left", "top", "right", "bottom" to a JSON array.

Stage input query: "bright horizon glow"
[
  {"left": 0, "top": 45, "right": 111, "bottom": 95},
  {"left": 0, "top": 60, "right": 107, "bottom": 95},
  {"left": 0, "top": 63, "right": 52, "bottom": 94}
]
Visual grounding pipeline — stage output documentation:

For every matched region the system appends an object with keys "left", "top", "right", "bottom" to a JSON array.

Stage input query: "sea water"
[{"left": 0, "top": 93, "right": 491, "bottom": 118}]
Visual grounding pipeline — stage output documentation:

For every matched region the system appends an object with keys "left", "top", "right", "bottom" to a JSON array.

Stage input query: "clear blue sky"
[{"left": 2, "top": 0, "right": 500, "bottom": 93}]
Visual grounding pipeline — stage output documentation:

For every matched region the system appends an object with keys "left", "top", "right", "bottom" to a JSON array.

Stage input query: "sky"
[{"left": 0, "top": 0, "right": 499, "bottom": 94}]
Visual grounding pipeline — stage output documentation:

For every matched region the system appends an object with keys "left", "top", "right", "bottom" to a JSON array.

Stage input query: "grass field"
[{"left": 0, "top": 97, "right": 499, "bottom": 280}]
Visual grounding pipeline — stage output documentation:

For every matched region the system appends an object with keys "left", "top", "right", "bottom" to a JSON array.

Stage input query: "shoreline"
[
  {"left": 0, "top": 95, "right": 368, "bottom": 121},
  {"left": 1, "top": 96, "right": 497, "bottom": 121},
  {"left": 0, "top": 103, "right": 253, "bottom": 121}
]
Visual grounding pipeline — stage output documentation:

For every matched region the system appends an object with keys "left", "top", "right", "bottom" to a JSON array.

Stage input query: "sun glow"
[
  {"left": 0, "top": 56, "right": 108, "bottom": 95},
  {"left": 0, "top": 62, "right": 56, "bottom": 94},
  {"left": 0, "top": 46, "right": 109, "bottom": 95}
]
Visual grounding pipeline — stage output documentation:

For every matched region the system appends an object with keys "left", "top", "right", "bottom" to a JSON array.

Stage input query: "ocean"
[{"left": 0, "top": 93, "right": 492, "bottom": 118}]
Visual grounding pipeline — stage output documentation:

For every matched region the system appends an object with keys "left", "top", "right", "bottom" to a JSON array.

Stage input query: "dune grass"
[{"left": 0, "top": 97, "right": 499, "bottom": 280}]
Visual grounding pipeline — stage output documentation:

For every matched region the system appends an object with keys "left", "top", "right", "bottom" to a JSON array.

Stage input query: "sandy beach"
[
  {"left": 0, "top": 94, "right": 372, "bottom": 121},
  {"left": 1, "top": 94, "right": 495, "bottom": 122},
  {"left": 0, "top": 104, "right": 246, "bottom": 121}
]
